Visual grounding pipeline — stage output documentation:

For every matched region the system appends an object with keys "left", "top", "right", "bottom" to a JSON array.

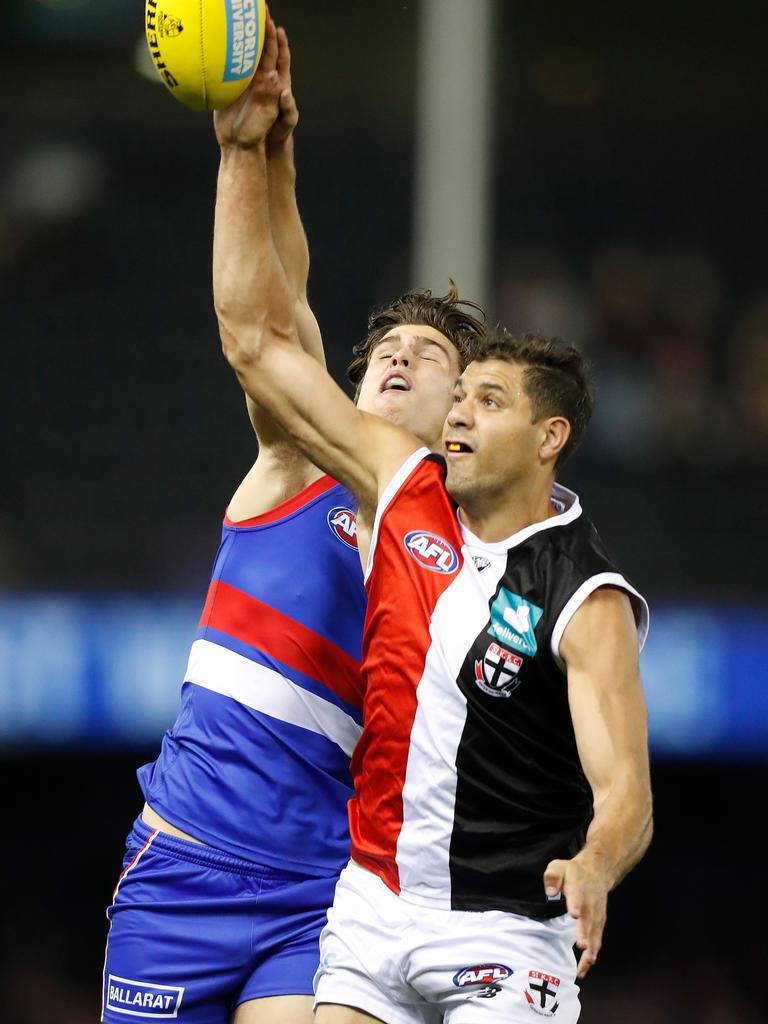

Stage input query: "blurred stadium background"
[{"left": 1, "top": 1, "right": 766, "bottom": 1021}]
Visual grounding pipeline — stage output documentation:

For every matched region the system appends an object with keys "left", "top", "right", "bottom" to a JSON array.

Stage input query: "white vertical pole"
[{"left": 413, "top": 0, "right": 495, "bottom": 311}]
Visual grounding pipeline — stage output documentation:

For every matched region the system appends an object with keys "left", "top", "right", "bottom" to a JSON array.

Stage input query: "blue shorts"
[{"left": 102, "top": 817, "right": 339, "bottom": 1023}]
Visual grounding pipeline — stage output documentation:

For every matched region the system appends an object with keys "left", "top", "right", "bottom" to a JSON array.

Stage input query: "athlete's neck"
[{"left": 457, "top": 478, "right": 558, "bottom": 544}]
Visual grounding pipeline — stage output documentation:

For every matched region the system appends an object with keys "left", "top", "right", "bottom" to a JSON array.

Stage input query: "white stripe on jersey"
[
  {"left": 550, "top": 571, "right": 650, "bottom": 667},
  {"left": 185, "top": 639, "right": 363, "bottom": 756},
  {"left": 395, "top": 555, "right": 498, "bottom": 908}
]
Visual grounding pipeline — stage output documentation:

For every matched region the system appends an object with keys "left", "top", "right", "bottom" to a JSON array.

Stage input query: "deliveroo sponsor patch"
[{"left": 487, "top": 589, "right": 543, "bottom": 657}]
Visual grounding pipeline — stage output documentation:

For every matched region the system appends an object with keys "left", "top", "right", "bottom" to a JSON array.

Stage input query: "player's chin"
[
  {"left": 374, "top": 395, "right": 407, "bottom": 425},
  {"left": 444, "top": 462, "right": 472, "bottom": 500},
  {"left": 364, "top": 391, "right": 405, "bottom": 419}
]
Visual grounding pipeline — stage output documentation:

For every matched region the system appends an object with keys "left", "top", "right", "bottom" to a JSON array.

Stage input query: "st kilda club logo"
[
  {"left": 524, "top": 970, "right": 561, "bottom": 1017},
  {"left": 327, "top": 507, "right": 358, "bottom": 549},
  {"left": 474, "top": 641, "right": 524, "bottom": 698}
]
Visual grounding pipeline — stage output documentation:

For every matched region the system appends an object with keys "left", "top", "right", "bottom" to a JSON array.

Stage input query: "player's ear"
[{"left": 539, "top": 417, "right": 570, "bottom": 463}]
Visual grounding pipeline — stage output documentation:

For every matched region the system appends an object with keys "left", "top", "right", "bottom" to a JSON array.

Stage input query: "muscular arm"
[
  {"left": 240, "top": 85, "right": 325, "bottom": 446},
  {"left": 214, "top": 141, "right": 416, "bottom": 509},
  {"left": 544, "top": 587, "right": 653, "bottom": 978},
  {"left": 234, "top": 110, "right": 327, "bottom": 514},
  {"left": 216, "top": 19, "right": 333, "bottom": 518},
  {"left": 237, "top": 24, "right": 323, "bottom": 444},
  {"left": 265, "top": 30, "right": 324, "bottom": 367}
]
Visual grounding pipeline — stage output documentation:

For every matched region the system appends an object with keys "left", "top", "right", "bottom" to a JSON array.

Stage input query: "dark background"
[{"left": 0, "top": 1, "right": 766, "bottom": 1021}]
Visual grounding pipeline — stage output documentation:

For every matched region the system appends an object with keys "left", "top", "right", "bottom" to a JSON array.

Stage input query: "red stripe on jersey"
[
  {"left": 224, "top": 475, "right": 337, "bottom": 527},
  {"left": 199, "top": 579, "right": 364, "bottom": 710},
  {"left": 348, "top": 456, "right": 462, "bottom": 893}
]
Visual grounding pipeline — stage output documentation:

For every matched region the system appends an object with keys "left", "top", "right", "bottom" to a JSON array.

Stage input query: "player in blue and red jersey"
[{"left": 101, "top": 18, "right": 486, "bottom": 1024}]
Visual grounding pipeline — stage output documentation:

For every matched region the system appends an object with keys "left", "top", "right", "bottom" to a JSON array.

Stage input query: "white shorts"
[{"left": 314, "top": 861, "right": 581, "bottom": 1024}]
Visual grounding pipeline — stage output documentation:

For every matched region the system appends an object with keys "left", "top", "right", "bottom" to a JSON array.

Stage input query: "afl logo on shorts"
[
  {"left": 404, "top": 530, "right": 459, "bottom": 574},
  {"left": 453, "top": 963, "right": 513, "bottom": 988},
  {"left": 327, "top": 506, "right": 358, "bottom": 549}
]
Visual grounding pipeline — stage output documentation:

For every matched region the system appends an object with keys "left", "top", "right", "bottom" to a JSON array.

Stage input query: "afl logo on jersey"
[
  {"left": 327, "top": 506, "right": 358, "bottom": 549},
  {"left": 403, "top": 530, "right": 459, "bottom": 574}
]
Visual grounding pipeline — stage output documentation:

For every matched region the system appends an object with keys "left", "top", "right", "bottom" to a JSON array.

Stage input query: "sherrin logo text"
[{"left": 403, "top": 531, "right": 459, "bottom": 574}]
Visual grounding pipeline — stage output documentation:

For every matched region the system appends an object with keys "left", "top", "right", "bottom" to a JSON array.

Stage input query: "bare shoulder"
[
  {"left": 573, "top": 585, "right": 635, "bottom": 621},
  {"left": 560, "top": 586, "right": 639, "bottom": 666},
  {"left": 227, "top": 447, "right": 325, "bottom": 522}
]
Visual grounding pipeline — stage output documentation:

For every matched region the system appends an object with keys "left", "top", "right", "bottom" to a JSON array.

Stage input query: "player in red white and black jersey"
[
  {"left": 215, "top": 79, "right": 654, "bottom": 1020},
  {"left": 350, "top": 446, "right": 648, "bottom": 926}
]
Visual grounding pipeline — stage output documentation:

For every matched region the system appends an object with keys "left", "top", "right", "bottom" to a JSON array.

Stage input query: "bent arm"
[
  {"left": 547, "top": 587, "right": 653, "bottom": 976},
  {"left": 214, "top": 143, "right": 416, "bottom": 507},
  {"left": 564, "top": 588, "right": 653, "bottom": 886}
]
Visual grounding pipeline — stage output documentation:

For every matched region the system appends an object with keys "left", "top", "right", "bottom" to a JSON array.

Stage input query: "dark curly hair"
[
  {"left": 477, "top": 329, "right": 594, "bottom": 466},
  {"left": 347, "top": 280, "right": 487, "bottom": 398}
]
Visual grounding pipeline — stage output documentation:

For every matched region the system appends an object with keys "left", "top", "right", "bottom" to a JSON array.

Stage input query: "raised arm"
[
  {"left": 545, "top": 587, "right": 653, "bottom": 979},
  {"left": 265, "top": 25, "right": 324, "bottom": 366},
  {"left": 213, "top": 18, "right": 339, "bottom": 519},
  {"left": 213, "top": 56, "right": 416, "bottom": 510},
  {"left": 238, "top": 22, "right": 325, "bottom": 445}
]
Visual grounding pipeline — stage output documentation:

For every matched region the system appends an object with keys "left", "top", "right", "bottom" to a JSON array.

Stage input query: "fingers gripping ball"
[{"left": 145, "top": 0, "right": 267, "bottom": 111}]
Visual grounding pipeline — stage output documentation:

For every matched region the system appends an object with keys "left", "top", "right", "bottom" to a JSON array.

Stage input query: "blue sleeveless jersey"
[{"left": 137, "top": 476, "right": 366, "bottom": 876}]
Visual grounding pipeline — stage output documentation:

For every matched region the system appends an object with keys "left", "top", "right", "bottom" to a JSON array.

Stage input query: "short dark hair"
[
  {"left": 347, "top": 280, "right": 486, "bottom": 397},
  {"left": 476, "top": 330, "right": 594, "bottom": 466}
]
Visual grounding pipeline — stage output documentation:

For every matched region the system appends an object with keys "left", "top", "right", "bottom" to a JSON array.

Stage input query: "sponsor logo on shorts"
[
  {"left": 524, "top": 970, "right": 561, "bottom": 1016},
  {"left": 327, "top": 506, "right": 358, "bottom": 549},
  {"left": 403, "top": 531, "right": 459, "bottom": 574},
  {"left": 224, "top": 0, "right": 260, "bottom": 81},
  {"left": 453, "top": 963, "right": 513, "bottom": 988},
  {"left": 105, "top": 976, "right": 184, "bottom": 1018},
  {"left": 474, "top": 641, "right": 524, "bottom": 698},
  {"left": 487, "top": 589, "right": 543, "bottom": 657}
]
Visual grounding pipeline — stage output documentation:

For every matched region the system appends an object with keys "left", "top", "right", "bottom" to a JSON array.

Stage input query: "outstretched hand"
[
  {"left": 267, "top": 25, "right": 299, "bottom": 145},
  {"left": 543, "top": 851, "right": 612, "bottom": 979},
  {"left": 214, "top": 15, "right": 282, "bottom": 148}
]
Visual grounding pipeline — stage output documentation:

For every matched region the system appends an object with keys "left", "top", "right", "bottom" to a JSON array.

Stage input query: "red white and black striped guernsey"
[{"left": 348, "top": 448, "right": 649, "bottom": 918}]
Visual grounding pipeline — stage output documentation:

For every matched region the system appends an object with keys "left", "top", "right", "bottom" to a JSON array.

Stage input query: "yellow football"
[{"left": 145, "top": 0, "right": 267, "bottom": 111}]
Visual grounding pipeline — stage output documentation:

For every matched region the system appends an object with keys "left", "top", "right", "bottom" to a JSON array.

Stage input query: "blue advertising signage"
[{"left": 0, "top": 594, "right": 765, "bottom": 758}]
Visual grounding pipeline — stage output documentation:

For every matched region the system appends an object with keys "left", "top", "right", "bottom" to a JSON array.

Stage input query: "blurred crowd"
[{"left": 497, "top": 243, "right": 768, "bottom": 467}]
